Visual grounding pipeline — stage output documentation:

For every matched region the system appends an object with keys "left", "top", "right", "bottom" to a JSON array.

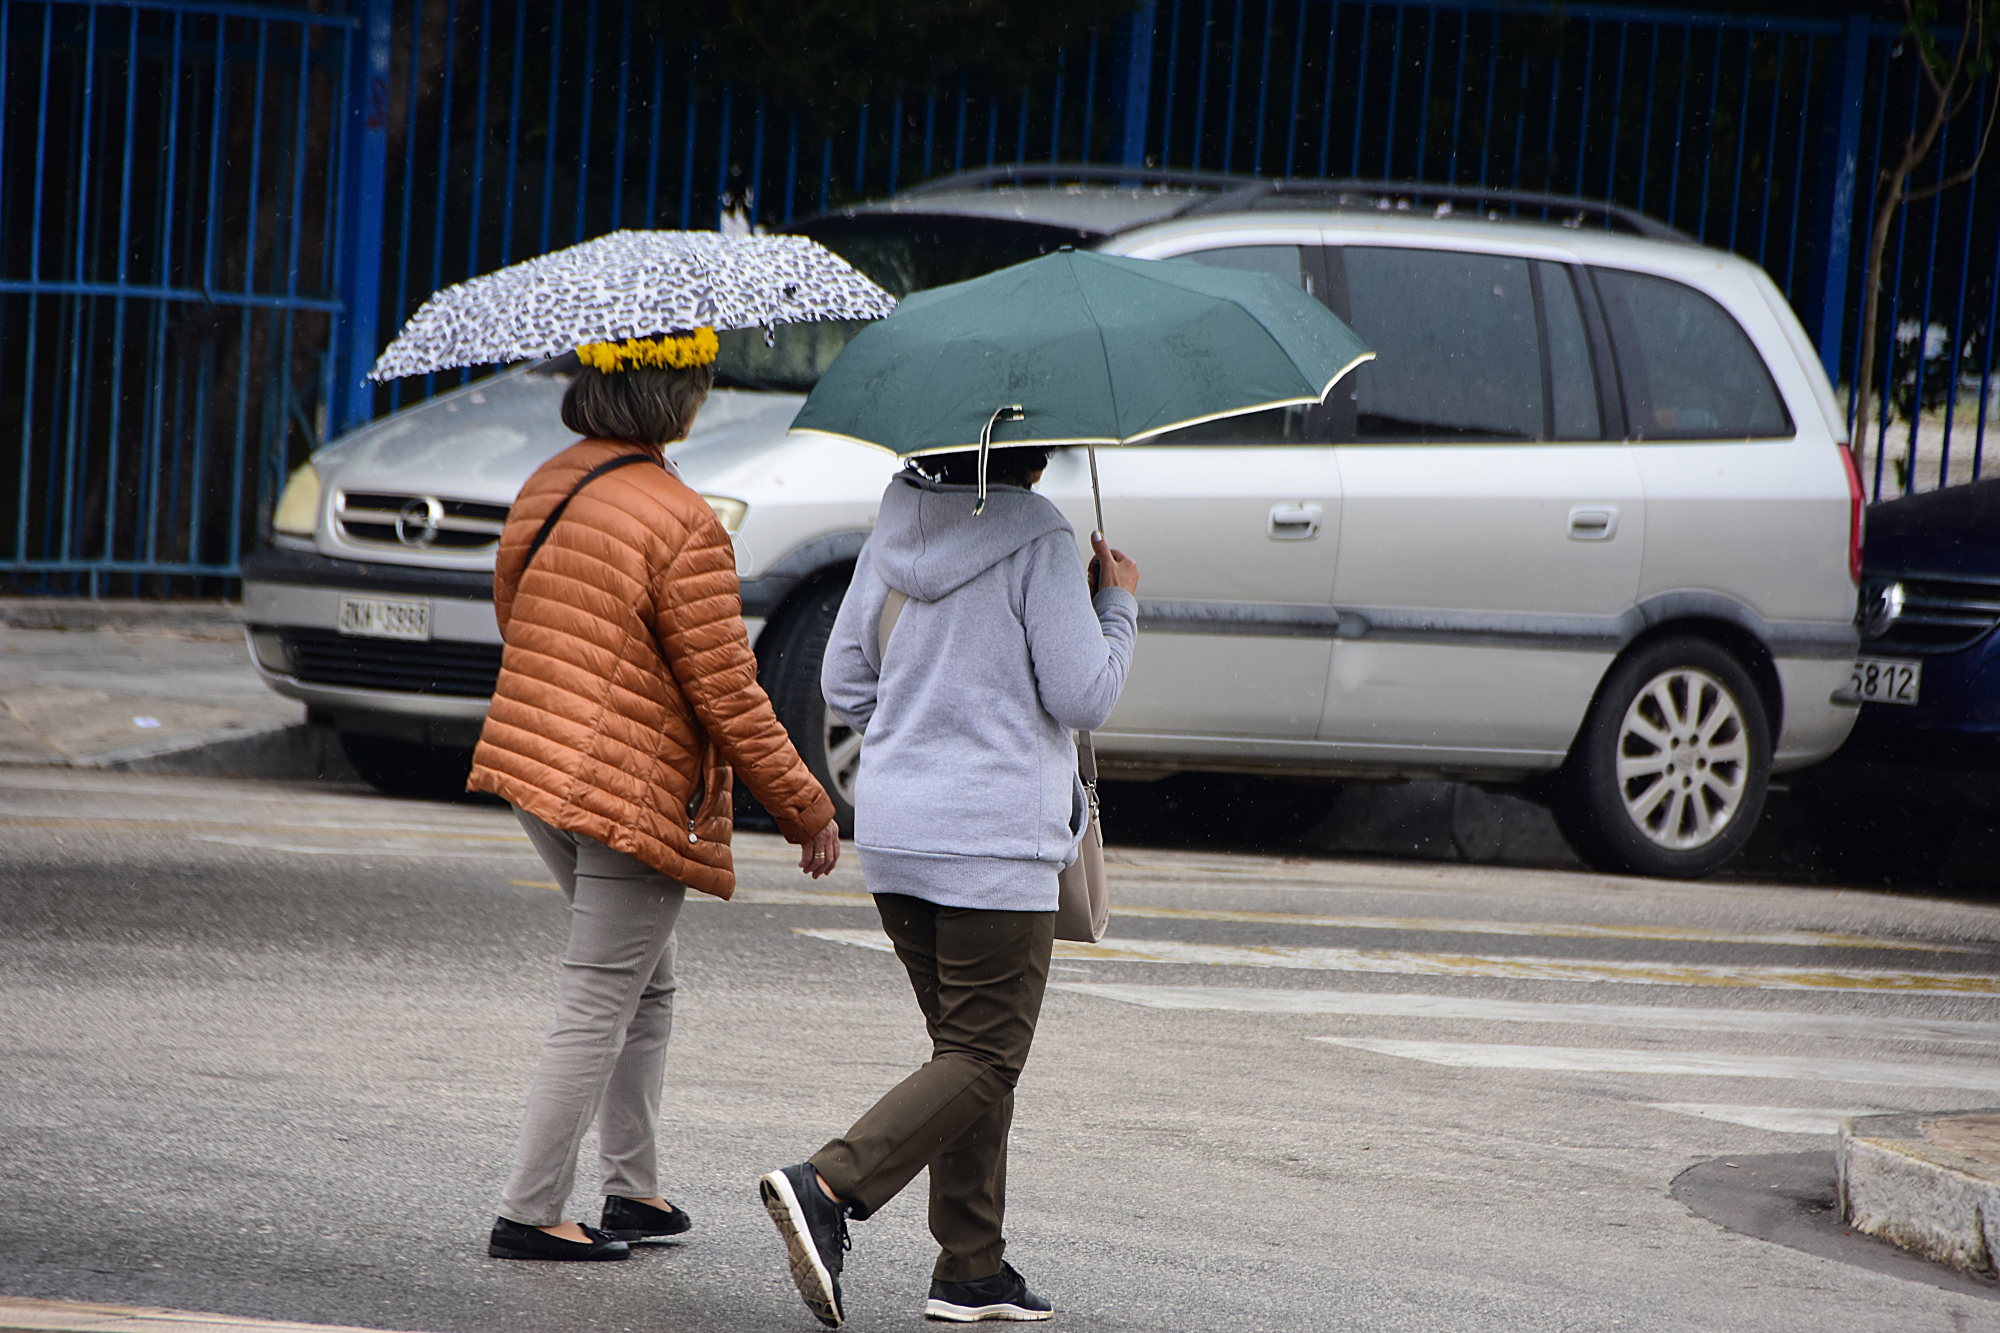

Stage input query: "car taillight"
[{"left": 1838, "top": 442, "right": 1864, "bottom": 585}]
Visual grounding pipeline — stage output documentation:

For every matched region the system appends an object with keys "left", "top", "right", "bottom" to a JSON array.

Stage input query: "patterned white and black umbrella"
[{"left": 367, "top": 229, "right": 897, "bottom": 381}]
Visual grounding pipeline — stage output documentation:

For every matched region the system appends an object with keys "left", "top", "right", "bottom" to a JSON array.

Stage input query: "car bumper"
[{"left": 242, "top": 545, "right": 501, "bottom": 740}]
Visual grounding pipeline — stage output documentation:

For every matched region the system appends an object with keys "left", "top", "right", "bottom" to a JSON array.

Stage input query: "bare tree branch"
[{"left": 1907, "top": 77, "right": 2000, "bottom": 198}]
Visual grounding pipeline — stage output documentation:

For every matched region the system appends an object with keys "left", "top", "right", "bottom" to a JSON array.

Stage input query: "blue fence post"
[
  {"left": 334, "top": 0, "right": 392, "bottom": 437},
  {"left": 1117, "top": 2, "right": 1156, "bottom": 167},
  {"left": 1808, "top": 12, "right": 1869, "bottom": 389}
]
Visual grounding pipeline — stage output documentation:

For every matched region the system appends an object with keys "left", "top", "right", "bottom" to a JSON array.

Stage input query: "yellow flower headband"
[{"left": 575, "top": 327, "right": 719, "bottom": 373}]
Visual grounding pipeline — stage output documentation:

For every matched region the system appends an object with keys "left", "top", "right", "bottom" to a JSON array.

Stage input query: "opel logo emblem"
[{"left": 396, "top": 496, "right": 442, "bottom": 547}]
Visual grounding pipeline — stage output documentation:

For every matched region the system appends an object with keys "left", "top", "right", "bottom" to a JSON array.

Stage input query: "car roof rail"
[
  {"left": 894, "top": 164, "right": 1258, "bottom": 199},
  {"left": 886, "top": 164, "right": 1691, "bottom": 242},
  {"left": 1184, "top": 177, "right": 1693, "bottom": 242}
]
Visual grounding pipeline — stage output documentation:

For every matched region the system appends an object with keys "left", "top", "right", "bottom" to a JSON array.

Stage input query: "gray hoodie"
[{"left": 821, "top": 470, "right": 1139, "bottom": 911}]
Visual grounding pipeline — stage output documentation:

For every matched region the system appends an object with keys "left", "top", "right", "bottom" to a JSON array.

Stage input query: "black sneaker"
[
  {"left": 925, "top": 1264, "right": 1053, "bottom": 1322},
  {"left": 759, "top": 1163, "right": 850, "bottom": 1328},
  {"left": 601, "top": 1195, "right": 692, "bottom": 1242},
  {"left": 487, "top": 1216, "right": 630, "bottom": 1261}
]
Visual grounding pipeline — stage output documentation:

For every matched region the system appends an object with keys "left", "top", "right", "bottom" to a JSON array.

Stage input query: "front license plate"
[
  {"left": 338, "top": 595, "right": 430, "bottom": 642},
  {"left": 1851, "top": 656, "right": 1921, "bottom": 706}
]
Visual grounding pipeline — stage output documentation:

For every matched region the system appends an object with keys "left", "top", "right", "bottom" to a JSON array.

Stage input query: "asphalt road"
[{"left": 5, "top": 769, "right": 2000, "bottom": 1332}]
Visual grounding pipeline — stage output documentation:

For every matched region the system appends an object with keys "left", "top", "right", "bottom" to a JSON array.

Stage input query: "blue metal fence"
[
  {"left": 5, "top": 0, "right": 1997, "bottom": 591},
  {"left": 0, "top": 0, "right": 365, "bottom": 592}
]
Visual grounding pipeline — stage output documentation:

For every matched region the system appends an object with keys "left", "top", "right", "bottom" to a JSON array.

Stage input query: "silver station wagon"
[{"left": 243, "top": 168, "right": 1863, "bottom": 879}]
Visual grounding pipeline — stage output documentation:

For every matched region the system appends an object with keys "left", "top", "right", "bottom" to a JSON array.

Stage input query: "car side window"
[
  {"left": 1589, "top": 267, "right": 1793, "bottom": 440},
  {"left": 1175, "top": 243, "right": 1311, "bottom": 292},
  {"left": 1535, "top": 261, "right": 1603, "bottom": 441},
  {"left": 1146, "top": 245, "right": 1315, "bottom": 445},
  {"left": 1334, "top": 247, "right": 1545, "bottom": 442}
]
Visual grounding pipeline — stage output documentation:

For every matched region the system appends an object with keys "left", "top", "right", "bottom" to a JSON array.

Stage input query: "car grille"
[
  {"left": 1866, "top": 573, "right": 2000, "bottom": 655},
  {"left": 279, "top": 629, "right": 503, "bottom": 697},
  {"left": 335, "top": 491, "right": 510, "bottom": 551}
]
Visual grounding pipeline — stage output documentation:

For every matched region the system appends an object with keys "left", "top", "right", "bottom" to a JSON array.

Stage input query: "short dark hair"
[
  {"left": 909, "top": 446, "right": 1052, "bottom": 489},
  {"left": 560, "top": 363, "right": 716, "bottom": 446}
]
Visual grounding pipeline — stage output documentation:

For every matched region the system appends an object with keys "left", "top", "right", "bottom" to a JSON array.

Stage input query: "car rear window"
[
  {"left": 1337, "top": 247, "right": 1546, "bottom": 442},
  {"left": 1590, "top": 267, "right": 1792, "bottom": 440}
]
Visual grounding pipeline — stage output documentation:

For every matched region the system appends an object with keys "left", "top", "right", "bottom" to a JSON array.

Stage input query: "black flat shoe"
[
  {"left": 601, "top": 1195, "right": 692, "bottom": 1241},
  {"left": 488, "top": 1216, "right": 631, "bottom": 1261}
]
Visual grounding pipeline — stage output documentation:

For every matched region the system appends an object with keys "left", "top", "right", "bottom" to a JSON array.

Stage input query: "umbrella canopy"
[
  {"left": 788, "top": 249, "right": 1373, "bottom": 456},
  {"left": 368, "top": 230, "right": 897, "bottom": 381}
]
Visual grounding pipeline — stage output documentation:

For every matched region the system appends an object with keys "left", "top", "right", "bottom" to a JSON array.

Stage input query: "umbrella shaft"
[{"left": 1084, "top": 438, "right": 1106, "bottom": 542}]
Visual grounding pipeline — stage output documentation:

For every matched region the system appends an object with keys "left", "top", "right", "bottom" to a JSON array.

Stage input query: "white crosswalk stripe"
[
  {"left": 798, "top": 909, "right": 2000, "bottom": 1135},
  {"left": 1049, "top": 982, "right": 2000, "bottom": 1044},
  {"left": 796, "top": 928, "right": 2000, "bottom": 994},
  {"left": 1311, "top": 1038, "right": 2000, "bottom": 1090}
]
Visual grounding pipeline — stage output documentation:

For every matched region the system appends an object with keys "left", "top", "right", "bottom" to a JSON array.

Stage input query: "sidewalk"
[{"left": 0, "top": 599, "right": 349, "bottom": 780}]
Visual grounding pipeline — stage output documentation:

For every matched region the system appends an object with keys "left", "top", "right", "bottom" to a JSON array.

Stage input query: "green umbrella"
[{"left": 789, "top": 248, "right": 1373, "bottom": 527}]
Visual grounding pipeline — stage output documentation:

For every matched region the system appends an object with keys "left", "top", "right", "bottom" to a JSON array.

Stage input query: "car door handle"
[
  {"left": 1568, "top": 505, "right": 1619, "bottom": 541},
  {"left": 1268, "top": 503, "right": 1324, "bottom": 540}
]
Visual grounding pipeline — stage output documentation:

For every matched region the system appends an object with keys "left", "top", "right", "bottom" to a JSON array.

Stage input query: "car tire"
[
  {"left": 1551, "top": 635, "right": 1771, "bottom": 878},
  {"left": 762, "top": 576, "right": 859, "bottom": 835},
  {"left": 338, "top": 733, "right": 477, "bottom": 801}
]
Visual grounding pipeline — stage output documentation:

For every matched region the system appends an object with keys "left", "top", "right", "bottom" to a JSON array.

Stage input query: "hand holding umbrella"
[{"left": 1089, "top": 533, "right": 1139, "bottom": 597}]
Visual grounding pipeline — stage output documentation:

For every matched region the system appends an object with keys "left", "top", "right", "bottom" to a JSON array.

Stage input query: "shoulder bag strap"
[
  {"left": 524, "top": 453, "right": 663, "bottom": 567},
  {"left": 875, "top": 588, "right": 910, "bottom": 660}
]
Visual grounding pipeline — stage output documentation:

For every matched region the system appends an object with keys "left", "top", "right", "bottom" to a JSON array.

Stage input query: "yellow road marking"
[
  {"left": 1108, "top": 904, "right": 1975, "bottom": 953},
  {"left": 795, "top": 928, "right": 2000, "bottom": 995},
  {"left": 509, "top": 879, "right": 561, "bottom": 891}
]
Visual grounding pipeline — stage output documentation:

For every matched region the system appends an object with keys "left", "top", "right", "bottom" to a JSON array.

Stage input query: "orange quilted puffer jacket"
[{"left": 467, "top": 437, "right": 835, "bottom": 899}]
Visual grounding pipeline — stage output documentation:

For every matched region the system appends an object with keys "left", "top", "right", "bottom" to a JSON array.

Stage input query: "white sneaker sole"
[
  {"left": 759, "top": 1169, "right": 844, "bottom": 1328},
  {"left": 924, "top": 1298, "right": 1053, "bottom": 1322}
]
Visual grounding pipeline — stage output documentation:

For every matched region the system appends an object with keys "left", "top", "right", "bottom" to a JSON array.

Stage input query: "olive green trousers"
[{"left": 809, "top": 893, "right": 1056, "bottom": 1283}]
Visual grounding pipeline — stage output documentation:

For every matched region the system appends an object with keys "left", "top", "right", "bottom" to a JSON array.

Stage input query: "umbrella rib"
[{"left": 1065, "top": 254, "right": 1128, "bottom": 444}]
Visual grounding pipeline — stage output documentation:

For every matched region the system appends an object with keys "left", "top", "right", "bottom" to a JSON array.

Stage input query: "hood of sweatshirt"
[{"left": 869, "top": 470, "right": 1074, "bottom": 603}]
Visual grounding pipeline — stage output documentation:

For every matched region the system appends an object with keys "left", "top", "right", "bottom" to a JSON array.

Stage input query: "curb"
[
  {"left": 0, "top": 724, "right": 360, "bottom": 784},
  {"left": 0, "top": 598, "right": 243, "bottom": 639},
  {"left": 0, "top": 1298, "right": 421, "bottom": 1333},
  {"left": 105, "top": 722, "right": 361, "bottom": 783},
  {"left": 1839, "top": 1110, "right": 2000, "bottom": 1277}
]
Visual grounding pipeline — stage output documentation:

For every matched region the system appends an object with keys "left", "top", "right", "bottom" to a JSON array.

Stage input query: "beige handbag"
[{"left": 877, "top": 588, "right": 1110, "bottom": 943}]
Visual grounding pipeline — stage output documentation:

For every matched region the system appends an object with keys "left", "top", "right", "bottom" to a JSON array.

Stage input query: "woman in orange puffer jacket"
[{"left": 468, "top": 330, "right": 840, "bottom": 1262}]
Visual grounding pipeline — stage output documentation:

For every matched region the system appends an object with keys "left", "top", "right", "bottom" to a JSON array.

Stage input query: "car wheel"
[
  {"left": 1551, "top": 636, "right": 1771, "bottom": 878},
  {"left": 763, "top": 576, "right": 859, "bottom": 834},
  {"left": 338, "top": 733, "right": 477, "bottom": 801}
]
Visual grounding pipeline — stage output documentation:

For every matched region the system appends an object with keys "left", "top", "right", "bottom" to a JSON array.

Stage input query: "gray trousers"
[{"left": 498, "top": 810, "right": 687, "bottom": 1227}]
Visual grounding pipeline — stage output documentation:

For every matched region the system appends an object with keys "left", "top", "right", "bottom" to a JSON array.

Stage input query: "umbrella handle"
[{"left": 973, "top": 404, "right": 1025, "bottom": 517}]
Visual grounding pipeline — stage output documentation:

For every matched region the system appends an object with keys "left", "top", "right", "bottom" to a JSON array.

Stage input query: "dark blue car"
[
  {"left": 1793, "top": 476, "right": 2000, "bottom": 879},
  {"left": 1846, "top": 477, "right": 2000, "bottom": 780}
]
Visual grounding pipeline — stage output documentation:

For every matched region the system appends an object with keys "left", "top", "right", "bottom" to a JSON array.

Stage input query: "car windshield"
[{"left": 708, "top": 213, "right": 1097, "bottom": 394}]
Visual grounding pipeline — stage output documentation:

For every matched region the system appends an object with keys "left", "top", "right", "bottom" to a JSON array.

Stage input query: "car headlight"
[
  {"left": 1859, "top": 579, "right": 1905, "bottom": 640},
  {"left": 272, "top": 462, "right": 322, "bottom": 536},
  {"left": 703, "top": 495, "right": 748, "bottom": 534}
]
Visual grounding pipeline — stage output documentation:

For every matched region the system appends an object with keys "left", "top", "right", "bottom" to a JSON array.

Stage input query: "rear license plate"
[
  {"left": 338, "top": 595, "right": 430, "bottom": 642},
  {"left": 1851, "top": 656, "right": 1920, "bottom": 706}
]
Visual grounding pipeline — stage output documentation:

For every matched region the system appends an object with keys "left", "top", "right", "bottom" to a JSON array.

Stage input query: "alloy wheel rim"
[
  {"left": 1614, "top": 667, "right": 1750, "bottom": 851},
  {"left": 823, "top": 712, "right": 861, "bottom": 809}
]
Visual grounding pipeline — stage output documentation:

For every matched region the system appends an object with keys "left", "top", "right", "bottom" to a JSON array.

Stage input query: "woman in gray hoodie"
[{"left": 760, "top": 444, "right": 1138, "bottom": 1327}]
